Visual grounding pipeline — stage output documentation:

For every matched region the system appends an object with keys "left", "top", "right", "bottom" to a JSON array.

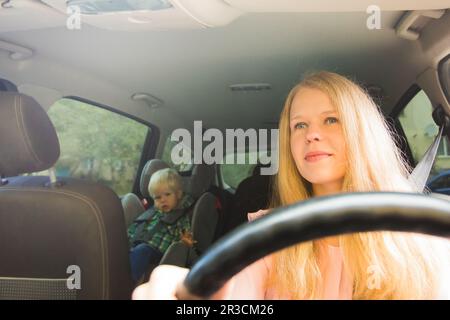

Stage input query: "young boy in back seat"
[{"left": 128, "top": 168, "right": 195, "bottom": 284}]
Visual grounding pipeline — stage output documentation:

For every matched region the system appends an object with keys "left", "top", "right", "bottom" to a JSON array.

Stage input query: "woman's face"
[{"left": 289, "top": 87, "right": 347, "bottom": 193}]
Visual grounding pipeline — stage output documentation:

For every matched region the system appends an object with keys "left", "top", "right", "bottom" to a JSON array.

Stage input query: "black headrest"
[{"left": 0, "top": 92, "right": 60, "bottom": 177}]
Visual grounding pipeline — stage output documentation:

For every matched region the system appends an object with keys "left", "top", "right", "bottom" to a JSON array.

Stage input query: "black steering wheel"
[{"left": 178, "top": 192, "right": 450, "bottom": 299}]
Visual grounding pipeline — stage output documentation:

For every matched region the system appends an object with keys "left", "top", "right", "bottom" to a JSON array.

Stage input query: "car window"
[
  {"left": 430, "top": 175, "right": 449, "bottom": 189},
  {"left": 161, "top": 137, "right": 193, "bottom": 172},
  {"left": 397, "top": 89, "right": 450, "bottom": 194},
  {"left": 47, "top": 98, "right": 150, "bottom": 196},
  {"left": 220, "top": 151, "right": 261, "bottom": 190}
]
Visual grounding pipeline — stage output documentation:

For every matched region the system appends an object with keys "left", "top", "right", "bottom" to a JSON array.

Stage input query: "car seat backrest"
[
  {"left": 184, "top": 163, "right": 232, "bottom": 241},
  {"left": 183, "top": 163, "right": 216, "bottom": 199},
  {"left": 0, "top": 92, "right": 132, "bottom": 299},
  {"left": 191, "top": 192, "right": 220, "bottom": 254},
  {"left": 121, "top": 193, "right": 146, "bottom": 227}
]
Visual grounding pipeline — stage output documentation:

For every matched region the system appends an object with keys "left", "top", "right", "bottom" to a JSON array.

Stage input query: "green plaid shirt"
[{"left": 128, "top": 194, "right": 193, "bottom": 254}]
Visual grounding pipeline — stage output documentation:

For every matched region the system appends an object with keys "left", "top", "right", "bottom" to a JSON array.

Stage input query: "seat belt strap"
[{"left": 408, "top": 126, "right": 443, "bottom": 192}]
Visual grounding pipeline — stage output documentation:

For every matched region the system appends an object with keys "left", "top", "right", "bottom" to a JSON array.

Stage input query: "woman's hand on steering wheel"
[{"left": 132, "top": 265, "right": 234, "bottom": 300}]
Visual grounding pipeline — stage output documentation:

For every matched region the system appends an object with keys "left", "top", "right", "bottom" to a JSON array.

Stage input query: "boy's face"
[{"left": 152, "top": 185, "right": 182, "bottom": 213}]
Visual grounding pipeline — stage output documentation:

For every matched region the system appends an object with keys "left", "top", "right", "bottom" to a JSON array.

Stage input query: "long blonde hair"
[{"left": 266, "top": 71, "right": 449, "bottom": 299}]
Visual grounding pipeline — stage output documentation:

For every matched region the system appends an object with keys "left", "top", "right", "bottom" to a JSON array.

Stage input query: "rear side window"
[
  {"left": 47, "top": 98, "right": 150, "bottom": 196},
  {"left": 161, "top": 137, "right": 193, "bottom": 172},
  {"left": 397, "top": 89, "right": 450, "bottom": 194},
  {"left": 220, "top": 151, "right": 259, "bottom": 190}
]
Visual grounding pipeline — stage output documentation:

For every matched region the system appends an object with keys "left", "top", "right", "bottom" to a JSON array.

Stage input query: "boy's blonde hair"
[
  {"left": 148, "top": 168, "right": 183, "bottom": 198},
  {"left": 266, "top": 71, "right": 449, "bottom": 299}
]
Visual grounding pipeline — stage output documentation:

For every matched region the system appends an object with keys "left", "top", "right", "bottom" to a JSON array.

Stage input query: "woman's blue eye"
[
  {"left": 294, "top": 122, "right": 307, "bottom": 129},
  {"left": 325, "top": 117, "right": 338, "bottom": 124}
]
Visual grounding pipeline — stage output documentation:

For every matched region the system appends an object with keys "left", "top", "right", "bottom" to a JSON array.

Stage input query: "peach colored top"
[{"left": 222, "top": 209, "right": 353, "bottom": 300}]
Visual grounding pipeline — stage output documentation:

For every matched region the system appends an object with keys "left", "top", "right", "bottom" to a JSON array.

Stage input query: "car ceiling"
[{"left": 0, "top": 2, "right": 449, "bottom": 133}]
